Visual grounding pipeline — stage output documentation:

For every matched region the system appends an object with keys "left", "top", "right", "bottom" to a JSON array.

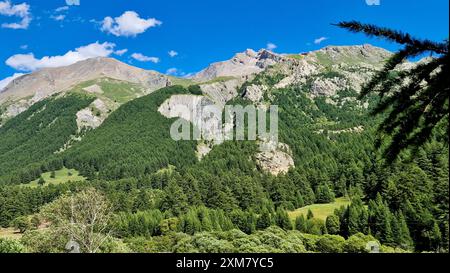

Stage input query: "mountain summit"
[
  {"left": 192, "top": 49, "right": 284, "bottom": 82},
  {"left": 0, "top": 57, "right": 170, "bottom": 106}
]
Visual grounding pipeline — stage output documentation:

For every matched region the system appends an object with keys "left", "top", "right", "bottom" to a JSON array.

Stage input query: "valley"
[{"left": 0, "top": 44, "right": 448, "bottom": 254}]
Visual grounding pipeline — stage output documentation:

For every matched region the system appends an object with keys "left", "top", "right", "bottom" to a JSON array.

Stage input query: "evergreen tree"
[
  {"left": 315, "top": 184, "right": 335, "bottom": 204},
  {"left": 307, "top": 209, "right": 314, "bottom": 220},
  {"left": 397, "top": 212, "right": 414, "bottom": 250},
  {"left": 335, "top": 21, "right": 449, "bottom": 162},
  {"left": 326, "top": 215, "right": 340, "bottom": 235},
  {"left": 295, "top": 215, "right": 308, "bottom": 233},
  {"left": 431, "top": 222, "right": 442, "bottom": 251},
  {"left": 275, "top": 208, "right": 292, "bottom": 230},
  {"left": 442, "top": 220, "right": 449, "bottom": 251},
  {"left": 38, "top": 177, "right": 46, "bottom": 186},
  {"left": 161, "top": 179, "right": 188, "bottom": 216},
  {"left": 256, "top": 208, "right": 273, "bottom": 230}
]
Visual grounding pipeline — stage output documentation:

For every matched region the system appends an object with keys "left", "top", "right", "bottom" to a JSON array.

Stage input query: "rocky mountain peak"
[
  {"left": 314, "top": 44, "right": 392, "bottom": 65},
  {"left": 0, "top": 57, "right": 170, "bottom": 106},
  {"left": 192, "top": 48, "right": 285, "bottom": 82}
]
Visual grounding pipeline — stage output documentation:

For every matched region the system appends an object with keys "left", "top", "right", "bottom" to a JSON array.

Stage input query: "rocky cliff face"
[{"left": 192, "top": 49, "right": 284, "bottom": 82}]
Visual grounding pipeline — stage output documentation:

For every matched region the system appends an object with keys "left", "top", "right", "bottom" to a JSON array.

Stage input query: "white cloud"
[
  {"left": 114, "top": 49, "right": 128, "bottom": 56},
  {"left": 0, "top": 0, "right": 32, "bottom": 29},
  {"left": 168, "top": 50, "right": 178, "bottom": 58},
  {"left": 266, "top": 42, "right": 277, "bottom": 51},
  {"left": 65, "top": 0, "right": 79, "bottom": 6},
  {"left": 131, "top": 53, "right": 159, "bottom": 63},
  {"left": 6, "top": 41, "right": 116, "bottom": 72},
  {"left": 50, "top": 14, "right": 65, "bottom": 21},
  {"left": 314, "top": 37, "right": 328, "bottom": 45},
  {"left": 166, "top": 68, "right": 178, "bottom": 75},
  {"left": 101, "top": 11, "right": 162, "bottom": 37},
  {"left": 0, "top": 72, "right": 24, "bottom": 91},
  {"left": 55, "top": 6, "right": 69, "bottom": 12}
]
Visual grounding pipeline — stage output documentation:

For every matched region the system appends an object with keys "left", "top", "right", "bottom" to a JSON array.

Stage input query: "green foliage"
[
  {"left": 307, "top": 209, "right": 314, "bottom": 220},
  {"left": 295, "top": 215, "right": 307, "bottom": 233},
  {"left": 0, "top": 94, "right": 94, "bottom": 184},
  {"left": 187, "top": 85, "right": 203, "bottom": 95},
  {"left": 0, "top": 49, "right": 448, "bottom": 254},
  {"left": 11, "top": 216, "right": 31, "bottom": 233},
  {"left": 274, "top": 208, "right": 292, "bottom": 231},
  {"left": 325, "top": 215, "right": 340, "bottom": 235},
  {"left": 256, "top": 208, "right": 273, "bottom": 230},
  {"left": 0, "top": 238, "right": 25, "bottom": 253},
  {"left": 343, "top": 233, "right": 378, "bottom": 253},
  {"left": 336, "top": 20, "right": 449, "bottom": 162},
  {"left": 316, "top": 234, "right": 346, "bottom": 253},
  {"left": 63, "top": 85, "right": 198, "bottom": 181},
  {"left": 38, "top": 177, "right": 46, "bottom": 186},
  {"left": 315, "top": 184, "right": 335, "bottom": 204}
]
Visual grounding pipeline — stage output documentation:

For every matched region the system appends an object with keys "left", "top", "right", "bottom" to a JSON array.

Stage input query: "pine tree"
[
  {"left": 348, "top": 205, "right": 360, "bottom": 236},
  {"left": 315, "top": 184, "right": 335, "bottom": 204},
  {"left": 295, "top": 215, "right": 308, "bottom": 233},
  {"left": 326, "top": 215, "right": 340, "bottom": 235},
  {"left": 382, "top": 206, "right": 394, "bottom": 245},
  {"left": 38, "top": 177, "right": 45, "bottom": 186},
  {"left": 335, "top": 21, "right": 449, "bottom": 162},
  {"left": 431, "top": 222, "right": 442, "bottom": 251},
  {"left": 397, "top": 212, "right": 414, "bottom": 250},
  {"left": 442, "top": 221, "right": 449, "bottom": 251},
  {"left": 275, "top": 208, "right": 292, "bottom": 230},
  {"left": 296, "top": 193, "right": 304, "bottom": 209},
  {"left": 256, "top": 208, "right": 273, "bottom": 230},
  {"left": 162, "top": 179, "right": 188, "bottom": 216},
  {"left": 307, "top": 209, "right": 314, "bottom": 220}
]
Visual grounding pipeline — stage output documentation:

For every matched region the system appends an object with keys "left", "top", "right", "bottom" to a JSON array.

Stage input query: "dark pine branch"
[{"left": 334, "top": 21, "right": 449, "bottom": 162}]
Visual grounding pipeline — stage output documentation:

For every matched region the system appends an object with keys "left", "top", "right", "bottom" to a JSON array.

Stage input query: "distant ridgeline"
[{"left": 0, "top": 46, "right": 448, "bottom": 253}]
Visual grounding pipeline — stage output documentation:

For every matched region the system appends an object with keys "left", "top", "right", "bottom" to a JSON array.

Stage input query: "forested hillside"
[
  {"left": 0, "top": 44, "right": 448, "bottom": 254},
  {"left": 0, "top": 94, "right": 94, "bottom": 184}
]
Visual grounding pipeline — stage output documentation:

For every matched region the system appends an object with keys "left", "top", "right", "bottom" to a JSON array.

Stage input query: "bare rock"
[
  {"left": 243, "top": 84, "right": 267, "bottom": 103},
  {"left": 256, "top": 147, "right": 295, "bottom": 175},
  {"left": 192, "top": 49, "right": 284, "bottom": 82},
  {"left": 200, "top": 78, "right": 242, "bottom": 107}
]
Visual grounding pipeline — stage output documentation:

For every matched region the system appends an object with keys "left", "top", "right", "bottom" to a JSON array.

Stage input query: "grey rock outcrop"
[{"left": 192, "top": 49, "right": 284, "bottom": 82}]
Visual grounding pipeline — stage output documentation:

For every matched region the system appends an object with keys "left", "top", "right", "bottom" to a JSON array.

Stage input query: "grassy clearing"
[
  {"left": 24, "top": 167, "right": 86, "bottom": 188},
  {"left": 0, "top": 228, "right": 22, "bottom": 239},
  {"left": 200, "top": 76, "right": 236, "bottom": 85},
  {"left": 72, "top": 78, "right": 144, "bottom": 104},
  {"left": 288, "top": 197, "right": 351, "bottom": 221},
  {"left": 168, "top": 76, "right": 194, "bottom": 87},
  {"left": 286, "top": 54, "right": 305, "bottom": 60}
]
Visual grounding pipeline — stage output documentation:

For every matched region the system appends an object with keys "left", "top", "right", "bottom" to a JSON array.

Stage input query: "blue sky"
[{"left": 0, "top": 0, "right": 448, "bottom": 84}]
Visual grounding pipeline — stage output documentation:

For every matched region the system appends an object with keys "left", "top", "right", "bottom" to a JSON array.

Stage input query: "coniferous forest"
[{"left": 0, "top": 15, "right": 448, "bottom": 255}]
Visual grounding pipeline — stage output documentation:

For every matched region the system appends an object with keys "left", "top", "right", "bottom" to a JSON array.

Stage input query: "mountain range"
[
  {"left": 0, "top": 44, "right": 409, "bottom": 179},
  {"left": 0, "top": 43, "right": 447, "bottom": 254}
]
